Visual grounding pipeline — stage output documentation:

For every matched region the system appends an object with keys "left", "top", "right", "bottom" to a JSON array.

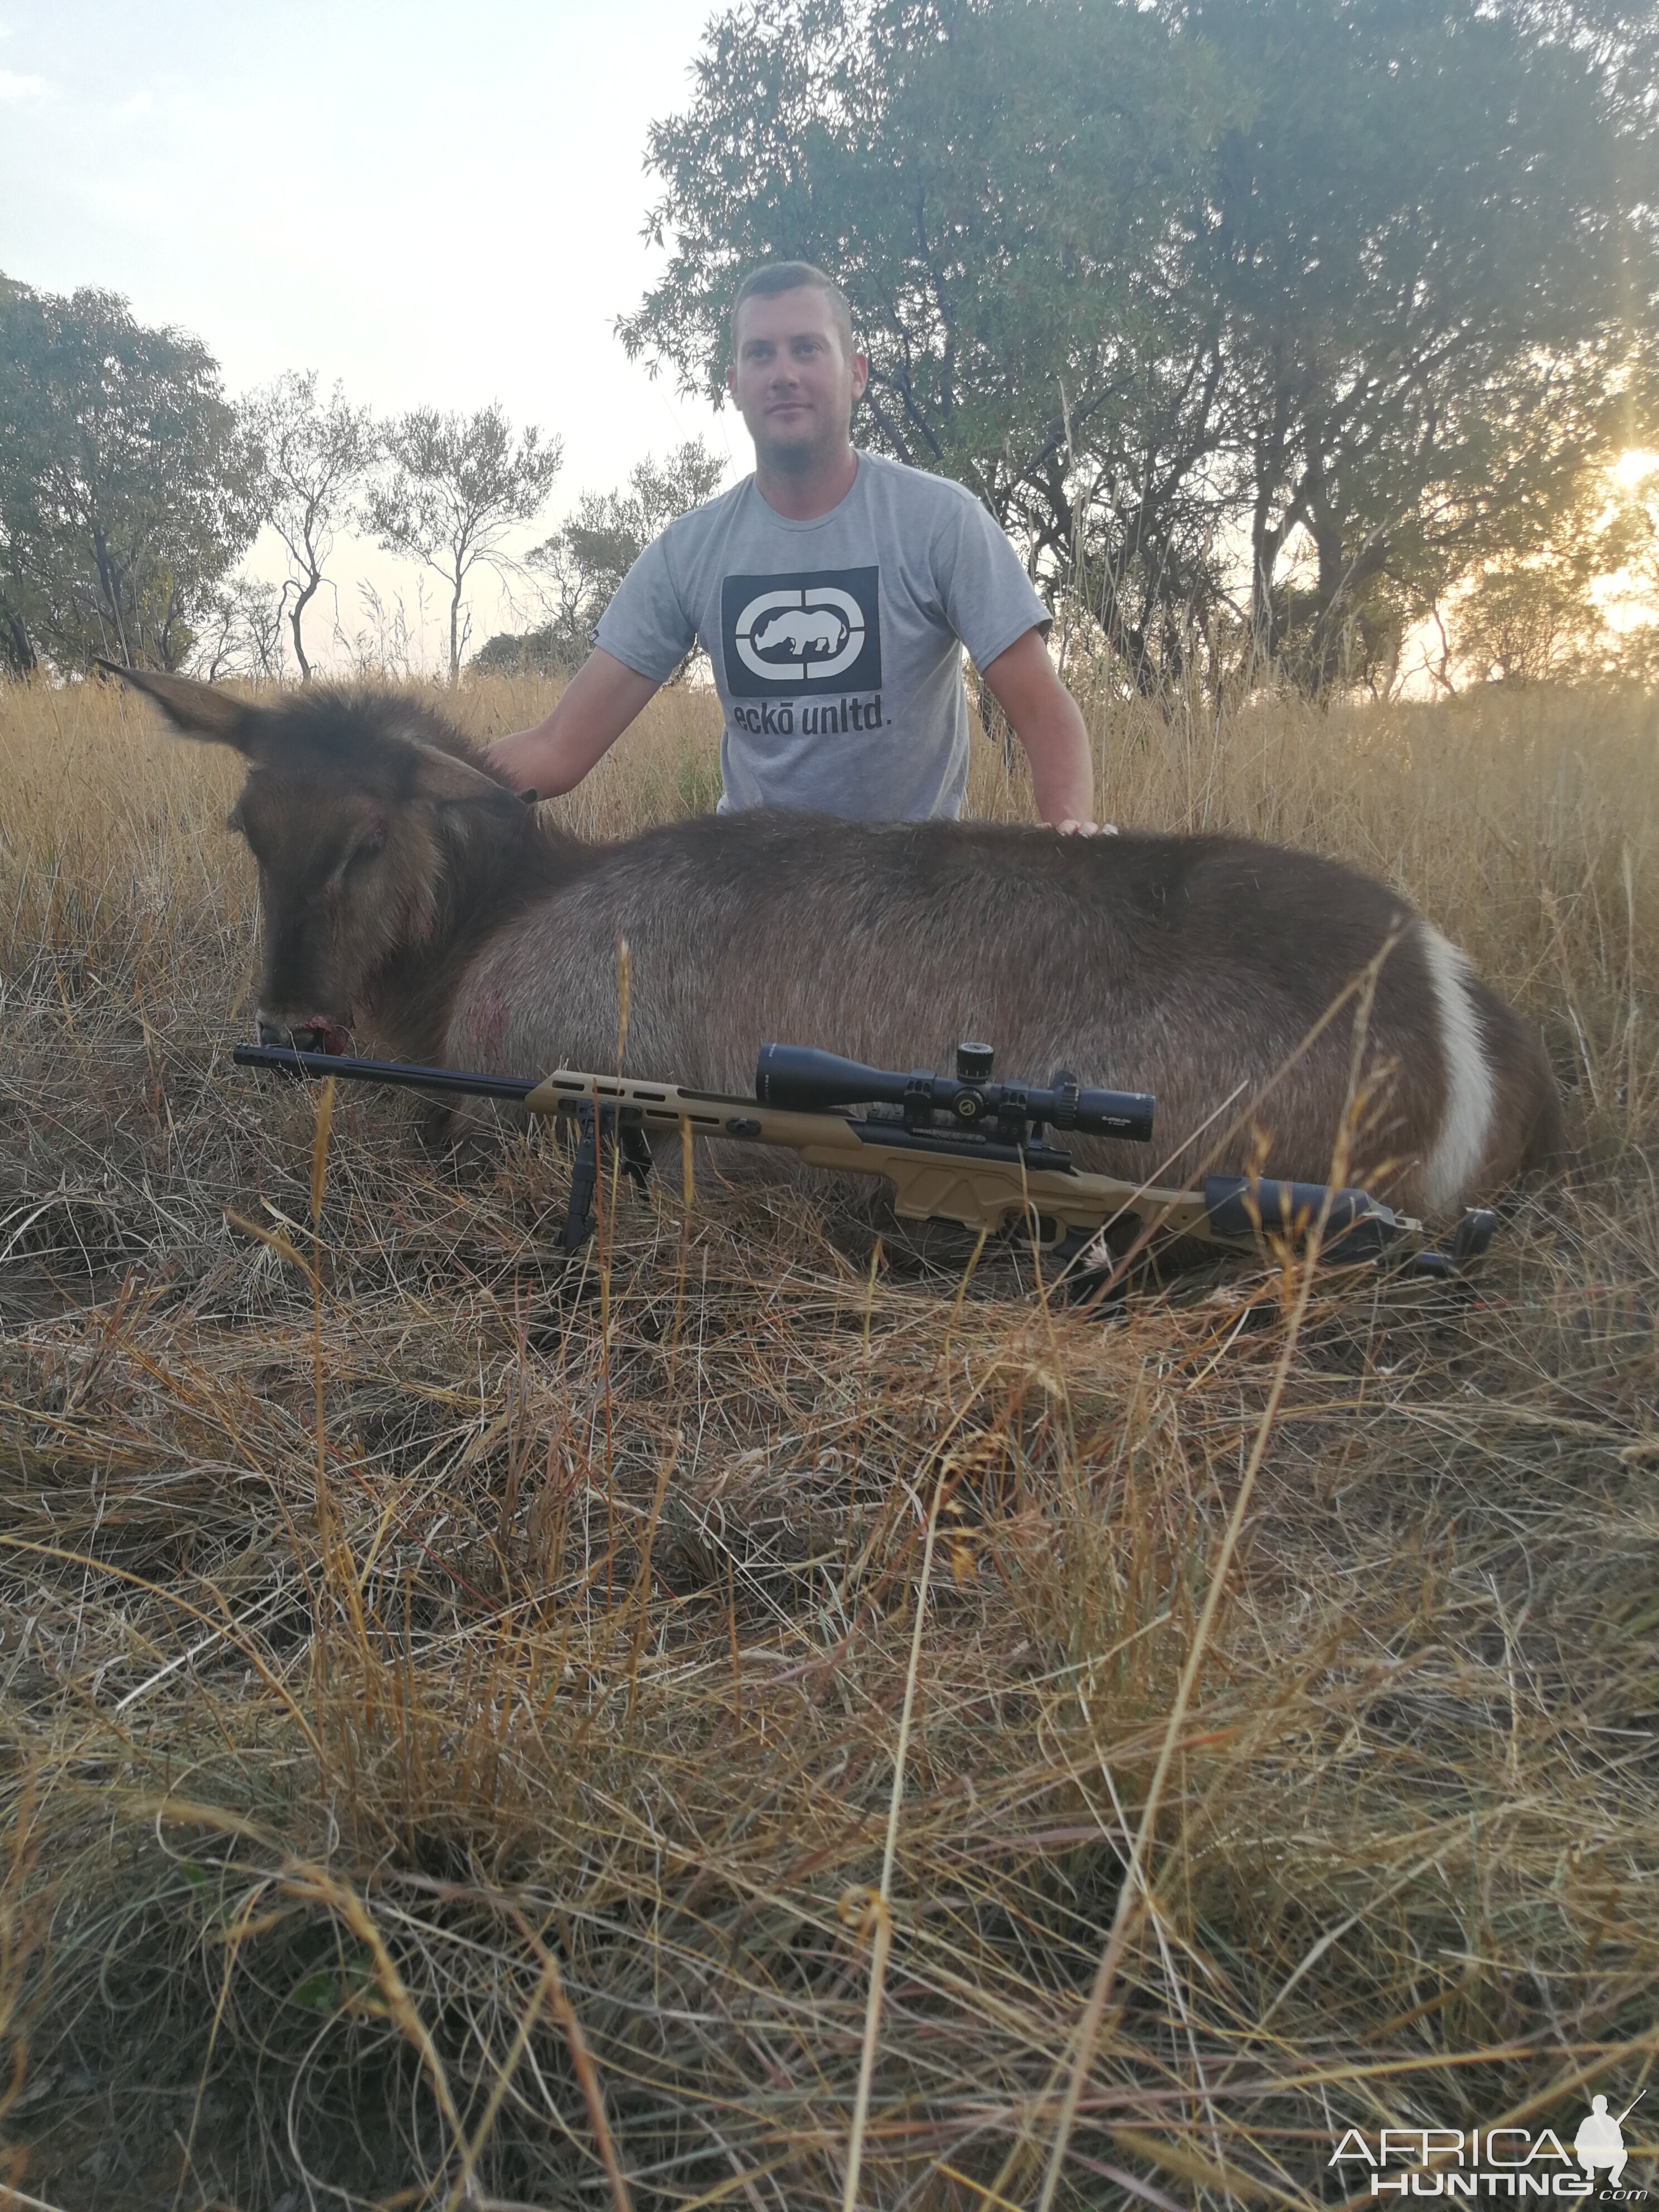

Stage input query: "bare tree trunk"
[
  {"left": 91, "top": 524, "right": 130, "bottom": 667},
  {"left": 1307, "top": 502, "right": 1387, "bottom": 698},
  {"left": 0, "top": 603, "right": 36, "bottom": 675},
  {"left": 289, "top": 571, "right": 318, "bottom": 681}
]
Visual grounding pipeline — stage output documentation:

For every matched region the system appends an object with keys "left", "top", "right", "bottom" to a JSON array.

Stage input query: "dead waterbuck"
[{"left": 109, "top": 668, "right": 1563, "bottom": 1216}]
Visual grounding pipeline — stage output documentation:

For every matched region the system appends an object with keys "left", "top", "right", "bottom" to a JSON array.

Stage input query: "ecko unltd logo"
[
  {"left": 721, "top": 567, "right": 882, "bottom": 696},
  {"left": 1329, "top": 2093, "right": 1648, "bottom": 2199}
]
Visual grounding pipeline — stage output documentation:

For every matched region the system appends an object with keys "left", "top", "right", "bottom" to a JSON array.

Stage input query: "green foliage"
[
  {"left": 620, "top": 0, "right": 1229, "bottom": 682},
  {"left": 621, "top": 0, "right": 1659, "bottom": 694},
  {"left": 362, "top": 404, "right": 562, "bottom": 682},
  {"left": 0, "top": 274, "right": 258, "bottom": 674},
  {"left": 1197, "top": 0, "right": 1659, "bottom": 689},
  {"left": 477, "top": 439, "right": 727, "bottom": 676},
  {"left": 536, "top": 437, "right": 726, "bottom": 666},
  {"left": 468, "top": 626, "right": 566, "bottom": 679},
  {"left": 555, "top": 439, "right": 729, "bottom": 609},
  {"left": 1449, "top": 460, "right": 1659, "bottom": 688}
]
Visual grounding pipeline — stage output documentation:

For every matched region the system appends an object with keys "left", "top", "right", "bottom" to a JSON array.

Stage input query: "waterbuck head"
[{"left": 105, "top": 667, "right": 540, "bottom": 1055}]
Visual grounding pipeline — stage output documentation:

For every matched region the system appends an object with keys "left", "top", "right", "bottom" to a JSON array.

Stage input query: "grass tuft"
[{"left": 1, "top": 670, "right": 1656, "bottom": 2208}]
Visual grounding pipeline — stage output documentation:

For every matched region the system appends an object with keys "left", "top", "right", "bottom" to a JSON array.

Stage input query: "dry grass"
[{"left": 0, "top": 668, "right": 1656, "bottom": 2210}]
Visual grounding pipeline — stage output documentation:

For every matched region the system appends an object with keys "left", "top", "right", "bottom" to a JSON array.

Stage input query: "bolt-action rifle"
[{"left": 232, "top": 1039, "right": 1496, "bottom": 1282}]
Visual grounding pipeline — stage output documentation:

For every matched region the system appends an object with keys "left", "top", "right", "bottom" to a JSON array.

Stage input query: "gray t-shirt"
[{"left": 594, "top": 450, "right": 1049, "bottom": 819}]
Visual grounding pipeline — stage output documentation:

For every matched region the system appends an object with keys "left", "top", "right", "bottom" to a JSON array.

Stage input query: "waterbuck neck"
[{"left": 362, "top": 806, "right": 589, "bottom": 1064}]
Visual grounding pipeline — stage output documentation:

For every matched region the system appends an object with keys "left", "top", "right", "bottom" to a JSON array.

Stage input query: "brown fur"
[{"left": 110, "top": 668, "right": 1563, "bottom": 1214}]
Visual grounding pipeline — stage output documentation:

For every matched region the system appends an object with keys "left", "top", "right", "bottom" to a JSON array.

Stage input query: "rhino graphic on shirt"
[
  {"left": 722, "top": 567, "right": 882, "bottom": 696},
  {"left": 753, "top": 607, "right": 848, "bottom": 658}
]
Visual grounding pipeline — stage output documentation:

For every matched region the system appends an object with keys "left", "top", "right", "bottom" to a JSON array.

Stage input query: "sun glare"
[{"left": 1612, "top": 448, "right": 1657, "bottom": 488}]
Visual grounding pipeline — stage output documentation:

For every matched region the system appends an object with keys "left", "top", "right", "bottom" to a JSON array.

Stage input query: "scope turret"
[{"left": 754, "top": 1042, "right": 1154, "bottom": 1144}]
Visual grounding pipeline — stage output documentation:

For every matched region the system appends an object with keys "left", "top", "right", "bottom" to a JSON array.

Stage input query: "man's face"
[{"left": 726, "top": 286, "right": 869, "bottom": 473}]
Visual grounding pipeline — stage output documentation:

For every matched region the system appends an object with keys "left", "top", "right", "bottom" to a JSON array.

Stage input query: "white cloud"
[
  {"left": 119, "top": 88, "right": 151, "bottom": 116},
  {"left": 0, "top": 69, "right": 42, "bottom": 98}
]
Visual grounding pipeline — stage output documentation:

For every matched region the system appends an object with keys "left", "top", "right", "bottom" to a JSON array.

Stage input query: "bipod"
[{"left": 557, "top": 1099, "right": 654, "bottom": 1251}]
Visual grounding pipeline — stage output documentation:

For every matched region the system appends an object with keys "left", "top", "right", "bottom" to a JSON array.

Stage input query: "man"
[
  {"left": 487, "top": 261, "right": 1103, "bottom": 830},
  {"left": 1574, "top": 2095, "right": 1632, "bottom": 2189}
]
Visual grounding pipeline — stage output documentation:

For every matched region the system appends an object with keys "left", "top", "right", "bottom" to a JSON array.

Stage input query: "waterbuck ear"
[
  {"left": 96, "top": 662, "right": 258, "bottom": 750},
  {"left": 410, "top": 744, "right": 518, "bottom": 807}
]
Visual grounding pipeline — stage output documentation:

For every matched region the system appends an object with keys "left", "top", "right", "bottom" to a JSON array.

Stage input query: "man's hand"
[
  {"left": 1055, "top": 818, "right": 1118, "bottom": 836},
  {"left": 981, "top": 629, "right": 1112, "bottom": 830},
  {"left": 483, "top": 649, "right": 661, "bottom": 798}
]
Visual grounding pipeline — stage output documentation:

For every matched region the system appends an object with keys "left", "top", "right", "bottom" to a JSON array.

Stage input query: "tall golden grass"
[{"left": 1, "top": 668, "right": 1655, "bottom": 2210}]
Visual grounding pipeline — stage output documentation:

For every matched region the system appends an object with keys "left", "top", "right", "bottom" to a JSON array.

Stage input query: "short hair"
[{"left": 730, "top": 261, "right": 856, "bottom": 357}]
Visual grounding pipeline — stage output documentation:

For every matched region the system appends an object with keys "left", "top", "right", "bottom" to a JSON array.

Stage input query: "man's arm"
[
  {"left": 980, "top": 627, "right": 1103, "bottom": 831},
  {"left": 483, "top": 648, "right": 662, "bottom": 797}
]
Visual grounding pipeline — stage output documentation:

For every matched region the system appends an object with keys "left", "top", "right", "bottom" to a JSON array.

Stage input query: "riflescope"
[{"left": 754, "top": 1041, "right": 1154, "bottom": 1144}]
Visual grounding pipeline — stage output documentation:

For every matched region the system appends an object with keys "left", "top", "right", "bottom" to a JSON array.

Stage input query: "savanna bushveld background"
[{"left": 3, "top": 0, "right": 1658, "bottom": 2207}]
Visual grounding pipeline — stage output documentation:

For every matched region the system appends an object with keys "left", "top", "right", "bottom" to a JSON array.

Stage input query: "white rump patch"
[{"left": 1419, "top": 924, "right": 1495, "bottom": 1210}]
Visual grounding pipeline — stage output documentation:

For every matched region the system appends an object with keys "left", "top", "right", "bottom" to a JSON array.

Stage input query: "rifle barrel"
[{"left": 232, "top": 1042, "right": 539, "bottom": 1103}]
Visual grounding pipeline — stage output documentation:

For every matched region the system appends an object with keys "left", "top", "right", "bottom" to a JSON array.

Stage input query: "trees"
[
  {"left": 619, "top": 1, "right": 1231, "bottom": 683},
  {"left": 476, "top": 439, "right": 726, "bottom": 675},
  {"left": 244, "top": 371, "right": 377, "bottom": 679},
  {"left": 532, "top": 438, "right": 726, "bottom": 665},
  {"left": 1187, "top": 0, "right": 1659, "bottom": 690},
  {"left": 362, "top": 405, "right": 562, "bottom": 681},
  {"left": 620, "top": 0, "right": 1659, "bottom": 695},
  {"left": 5, "top": 1, "right": 1652, "bottom": 698},
  {"left": 0, "top": 275, "right": 258, "bottom": 673},
  {"left": 194, "top": 575, "right": 289, "bottom": 683},
  {"left": 552, "top": 439, "right": 727, "bottom": 612},
  {"left": 1448, "top": 459, "right": 1658, "bottom": 688}
]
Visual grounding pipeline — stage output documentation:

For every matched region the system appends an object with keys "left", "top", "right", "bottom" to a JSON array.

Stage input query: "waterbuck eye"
[{"left": 226, "top": 806, "right": 245, "bottom": 833}]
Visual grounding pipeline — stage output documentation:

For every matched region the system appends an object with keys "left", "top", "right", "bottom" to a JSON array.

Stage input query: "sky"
[{"left": 0, "top": 0, "right": 741, "bottom": 668}]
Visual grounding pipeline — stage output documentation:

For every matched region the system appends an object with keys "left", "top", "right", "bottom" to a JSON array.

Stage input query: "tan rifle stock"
[{"left": 523, "top": 1068, "right": 1395, "bottom": 1255}]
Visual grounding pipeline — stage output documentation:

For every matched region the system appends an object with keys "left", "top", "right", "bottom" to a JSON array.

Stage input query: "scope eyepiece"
[{"left": 754, "top": 1043, "right": 1153, "bottom": 1144}]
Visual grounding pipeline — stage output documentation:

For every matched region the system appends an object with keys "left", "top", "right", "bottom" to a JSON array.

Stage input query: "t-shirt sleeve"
[
  {"left": 592, "top": 530, "right": 698, "bottom": 682},
  {"left": 932, "top": 492, "right": 1051, "bottom": 672}
]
